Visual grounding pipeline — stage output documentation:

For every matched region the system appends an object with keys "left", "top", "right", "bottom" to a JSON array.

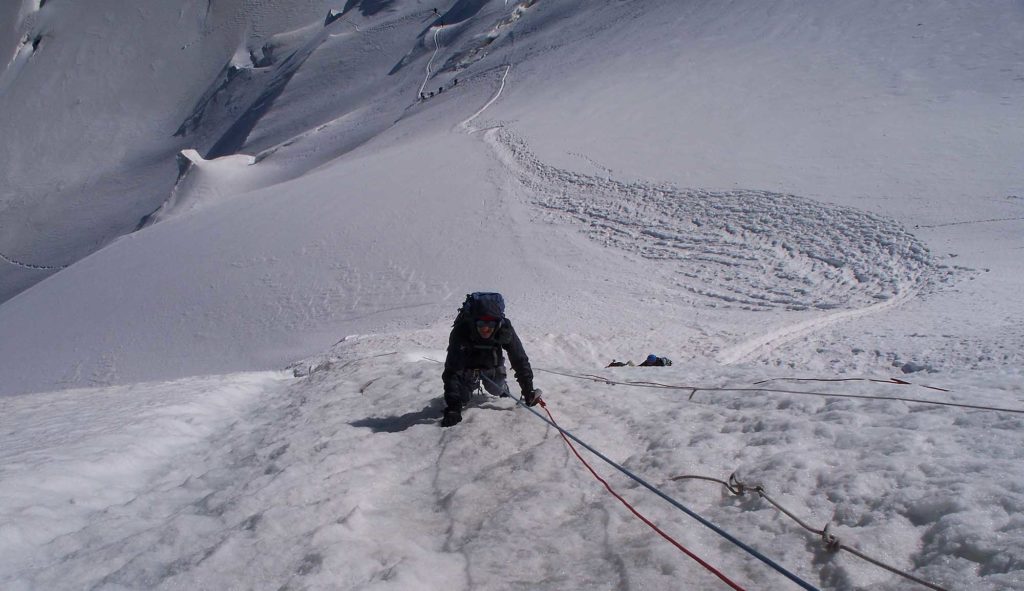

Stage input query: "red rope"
[{"left": 538, "top": 400, "right": 748, "bottom": 591}]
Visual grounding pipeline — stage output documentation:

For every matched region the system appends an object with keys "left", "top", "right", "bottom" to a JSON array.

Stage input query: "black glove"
[{"left": 522, "top": 388, "right": 543, "bottom": 407}]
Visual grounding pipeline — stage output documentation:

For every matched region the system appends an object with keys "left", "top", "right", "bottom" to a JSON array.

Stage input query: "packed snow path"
[
  {"left": 0, "top": 250, "right": 67, "bottom": 271},
  {"left": 418, "top": 26, "right": 445, "bottom": 99}
]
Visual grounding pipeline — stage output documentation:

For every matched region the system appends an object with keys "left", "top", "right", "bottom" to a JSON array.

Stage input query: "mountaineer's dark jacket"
[{"left": 442, "top": 319, "right": 534, "bottom": 394}]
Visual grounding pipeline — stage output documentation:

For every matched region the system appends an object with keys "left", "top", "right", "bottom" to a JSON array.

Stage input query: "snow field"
[
  {"left": 0, "top": 372, "right": 288, "bottom": 586},
  {"left": 1, "top": 335, "right": 1022, "bottom": 589}
]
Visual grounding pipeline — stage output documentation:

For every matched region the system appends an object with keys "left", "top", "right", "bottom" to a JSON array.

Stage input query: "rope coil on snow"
[{"left": 671, "top": 473, "right": 951, "bottom": 591}]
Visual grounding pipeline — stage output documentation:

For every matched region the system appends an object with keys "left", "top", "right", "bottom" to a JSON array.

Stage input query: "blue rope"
[{"left": 478, "top": 373, "right": 820, "bottom": 591}]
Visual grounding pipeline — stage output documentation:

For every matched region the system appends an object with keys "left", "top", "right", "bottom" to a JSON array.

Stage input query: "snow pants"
[{"left": 444, "top": 368, "right": 510, "bottom": 410}]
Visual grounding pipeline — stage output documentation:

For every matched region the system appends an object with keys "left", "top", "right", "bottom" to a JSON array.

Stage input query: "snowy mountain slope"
[
  {"left": 5, "top": 0, "right": 1021, "bottom": 395},
  {"left": 0, "top": 0, "right": 340, "bottom": 301},
  {"left": 2, "top": 0, "right": 1024, "bottom": 589},
  {"left": 488, "top": 0, "right": 1024, "bottom": 371},
  {"left": 501, "top": 0, "right": 1024, "bottom": 212}
]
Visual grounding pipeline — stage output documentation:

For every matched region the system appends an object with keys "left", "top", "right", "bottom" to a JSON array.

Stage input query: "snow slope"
[
  {"left": 1, "top": 0, "right": 1023, "bottom": 589},
  {"left": 0, "top": 0, "right": 339, "bottom": 301}
]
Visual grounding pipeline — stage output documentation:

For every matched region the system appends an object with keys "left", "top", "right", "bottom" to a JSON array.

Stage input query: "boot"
[{"left": 441, "top": 407, "right": 462, "bottom": 427}]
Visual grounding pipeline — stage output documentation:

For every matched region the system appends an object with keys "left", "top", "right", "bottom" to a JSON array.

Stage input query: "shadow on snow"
[{"left": 350, "top": 398, "right": 445, "bottom": 433}]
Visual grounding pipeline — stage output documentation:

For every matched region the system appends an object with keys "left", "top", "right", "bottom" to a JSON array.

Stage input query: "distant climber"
[
  {"left": 639, "top": 354, "right": 673, "bottom": 367},
  {"left": 441, "top": 293, "right": 542, "bottom": 427}
]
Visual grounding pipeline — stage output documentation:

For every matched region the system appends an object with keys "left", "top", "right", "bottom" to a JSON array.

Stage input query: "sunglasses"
[{"left": 475, "top": 319, "right": 498, "bottom": 330}]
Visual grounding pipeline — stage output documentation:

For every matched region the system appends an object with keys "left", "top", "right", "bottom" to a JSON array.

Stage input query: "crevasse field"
[{"left": 1, "top": 1, "right": 1023, "bottom": 589}]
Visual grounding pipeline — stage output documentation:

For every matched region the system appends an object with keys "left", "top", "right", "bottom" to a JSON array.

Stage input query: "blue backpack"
[{"left": 454, "top": 292, "right": 505, "bottom": 325}]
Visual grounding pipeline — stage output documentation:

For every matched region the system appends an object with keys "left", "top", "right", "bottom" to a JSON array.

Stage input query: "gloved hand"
[{"left": 522, "top": 388, "right": 543, "bottom": 407}]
